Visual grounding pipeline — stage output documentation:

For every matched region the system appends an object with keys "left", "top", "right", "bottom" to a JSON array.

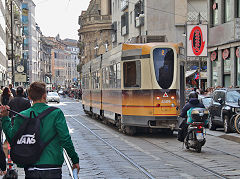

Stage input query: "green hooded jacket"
[{"left": 2, "top": 103, "right": 79, "bottom": 167}]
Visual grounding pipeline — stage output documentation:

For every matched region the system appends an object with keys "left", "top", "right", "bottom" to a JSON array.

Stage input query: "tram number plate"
[{"left": 196, "top": 133, "right": 204, "bottom": 140}]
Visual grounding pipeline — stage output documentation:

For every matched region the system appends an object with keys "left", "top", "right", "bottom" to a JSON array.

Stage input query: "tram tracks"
[
  {"left": 69, "top": 114, "right": 156, "bottom": 179},
  {"left": 68, "top": 113, "right": 231, "bottom": 179},
  {"left": 141, "top": 138, "right": 227, "bottom": 179},
  {"left": 60, "top": 99, "right": 240, "bottom": 178}
]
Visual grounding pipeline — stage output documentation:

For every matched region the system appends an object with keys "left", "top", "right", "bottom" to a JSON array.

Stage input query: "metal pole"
[
  {"left": 199, "top": 57, "right": 201, "bottom": 89},
  {"left": 10, "top": 0, "right": 14, "bottom": 85}
]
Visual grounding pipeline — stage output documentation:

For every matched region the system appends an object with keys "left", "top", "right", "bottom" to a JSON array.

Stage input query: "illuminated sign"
[{"left": 187, "top": 25, "right": 208, "bottom": 57}]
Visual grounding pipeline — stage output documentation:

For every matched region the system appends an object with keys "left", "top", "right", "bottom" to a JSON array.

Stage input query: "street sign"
[
  {"left": 187, "top": 25, "right": 208, "bottom": 57},
  {"left": 15, "top": 73, "right": 26, "bottom": 82}
]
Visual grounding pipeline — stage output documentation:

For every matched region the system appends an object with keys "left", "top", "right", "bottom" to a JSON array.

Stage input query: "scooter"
[{"left": 184, "top": 108, "right": 208, "bottom": 153}]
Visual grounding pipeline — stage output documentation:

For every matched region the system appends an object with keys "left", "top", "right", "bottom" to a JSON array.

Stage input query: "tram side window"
[
  {"left": 109, "top": 65, "right": 116, "bottom": 88},
  {"left": 123, "top": 61, "right": 141, "bottom": 88},
  {"left": 91, "top": 72, "right": 96, "bottom": 89},
  {"left": 103, "top": 67, "right": 110, "bottom": 88},
  {"left": 116, "top": 63, "right": 121, "bottom": 88},
  {"left": 84, "top": 74, "right": 89, "bottom": 89},
  {"left": 96, "top": 71, "right": 100, "bottom": 89},
  {"left": 82, "top": 76, "right": 85, "bottom": 89}
]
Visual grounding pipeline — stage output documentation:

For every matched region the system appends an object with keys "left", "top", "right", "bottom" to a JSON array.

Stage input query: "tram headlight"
[
  {"left": 156, "top": 96, "right": 160, "bottom": 100},
  {"left": 171, "top": 103, "right": 175, "bottom": 107},
  {"left": 171, "top": 96, "right": 175, "bottom": 100}
]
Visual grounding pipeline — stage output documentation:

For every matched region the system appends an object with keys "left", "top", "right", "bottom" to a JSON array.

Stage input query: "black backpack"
[{"left": 9, "top": 107, "right": 58, "bottom": 166}]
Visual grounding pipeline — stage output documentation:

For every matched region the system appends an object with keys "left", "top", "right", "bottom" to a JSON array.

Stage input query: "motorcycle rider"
[{"left": 178, "top": 91, "right": 205, "bottom": 141}]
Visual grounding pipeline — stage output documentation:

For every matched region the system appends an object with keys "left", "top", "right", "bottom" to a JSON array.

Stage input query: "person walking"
[
  {"left": 8, "top": 84, "right": 16, "bottom": 97},
  {"left": 0, "top": 82, "right": 80, "bottom": 179},
  {"left": 0, "top": 87, "right": 13, "bottom": 105},
  {"left": 8, "top": 86, "right": 31, "bottom": 119}
]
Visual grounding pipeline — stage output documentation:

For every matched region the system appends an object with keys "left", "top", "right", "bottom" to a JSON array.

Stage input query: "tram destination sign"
[{"left": 187, "top": 24, "right": 208, "bottom": 57}]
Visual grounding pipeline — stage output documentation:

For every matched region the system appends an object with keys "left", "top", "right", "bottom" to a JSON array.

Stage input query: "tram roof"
[{"left": 122, "top": 42, "right": 183, "bottom": 55}]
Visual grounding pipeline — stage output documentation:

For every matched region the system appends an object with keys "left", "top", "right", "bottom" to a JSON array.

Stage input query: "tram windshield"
[{"left": 153, "top": 48, "right": 174, "bottom": 89}]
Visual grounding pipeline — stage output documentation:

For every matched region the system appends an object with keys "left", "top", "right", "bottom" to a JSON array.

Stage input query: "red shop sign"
[
  {"left": 222, "top": 49, "right": 229, "bottom": 60},
  {"left": 236, "top": 48, "right": 240, "bottom": 58},
  {"left": 211, "top": 51, "right": 217, "bottom": 61}
]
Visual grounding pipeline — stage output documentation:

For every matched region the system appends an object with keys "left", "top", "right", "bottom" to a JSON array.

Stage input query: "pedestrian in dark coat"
[
  {"left": 0, "top": 88, "right": 13, "bottom": 106},
  {"left": 8, "top": 86, "right": 31, "bottom": 118}
]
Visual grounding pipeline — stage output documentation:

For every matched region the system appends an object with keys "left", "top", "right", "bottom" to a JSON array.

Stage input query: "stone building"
[
  {"left": 207, "top": 0, "right": 240, "bottom": 88},
  {"left": 6, "top": 0, "right": 23, "bottom": 85},
  {"left": 22, "top": 0, "right": 38, "bottom": 84},
  {"left": 111, "top": 0, "right": 207, "bottom": 89},
  {"left": 40, "top": 36, "right": 53, "bottom": 90},
  {"left": 78, "top": 0, "right": 112, "bottom": 66},
  {"left": 62, "top": 39, "right": 80, "bottom": 87}
]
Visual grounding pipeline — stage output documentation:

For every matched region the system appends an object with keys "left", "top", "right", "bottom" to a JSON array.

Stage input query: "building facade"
[
  {"left": 41, "top": 36, "right": 53, "bottom": 89},
  {"left": 22, "top": 0, "right": 38, "bottom": 84},
  {"left": 63, "top": 39, "right": 80, "bottom": 87},
  {"left": 208, "top": 0, "right": 240, "bottom": 88},
  {"left": 6, "top": 0, "right": 23, "bottom": 86},
  {"left": 78, "top": 0, "right": 112, "bottom": 66},
  {"left": 0, "top": 0, "right": 7, "bottom": 86}
]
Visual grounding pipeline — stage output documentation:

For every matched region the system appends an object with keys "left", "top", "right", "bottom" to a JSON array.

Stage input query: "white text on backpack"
[{"left": 17, "top": 134, "right": 36, "bottom": 145}]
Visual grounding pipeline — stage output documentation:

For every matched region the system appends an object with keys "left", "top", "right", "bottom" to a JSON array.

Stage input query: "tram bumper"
[{"left": 122, "top": 115, "right": 178, "bottom": 130}]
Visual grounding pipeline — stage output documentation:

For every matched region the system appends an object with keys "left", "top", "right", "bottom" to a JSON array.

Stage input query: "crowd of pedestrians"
[{"left": 0, "top": 82, "right": 79, "bottom": 178}]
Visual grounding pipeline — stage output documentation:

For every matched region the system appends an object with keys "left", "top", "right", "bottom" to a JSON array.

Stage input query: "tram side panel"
[
  {"left": 121, "top": 58, "right": 154, "bottom": 127},
  {"left": 101, "top": 64, "right": 122, "bottom": 121},
  {"left": 82, "top": 74, "right": 91, "bottom": 112}
]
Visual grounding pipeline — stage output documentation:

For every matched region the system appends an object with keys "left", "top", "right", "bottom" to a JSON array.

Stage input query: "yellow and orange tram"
[{"left": 82, "top": 43, "right": 184, "bottom": 135}]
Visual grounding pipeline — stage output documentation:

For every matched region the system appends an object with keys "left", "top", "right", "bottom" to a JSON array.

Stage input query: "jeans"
[{"left": 24, "top": 168, "right": 62, "bottom": 179}]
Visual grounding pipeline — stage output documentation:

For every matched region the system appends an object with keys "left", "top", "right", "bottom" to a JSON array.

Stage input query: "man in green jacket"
[{"left": 0, "top": 82, "right": 80, "bottom": 179}]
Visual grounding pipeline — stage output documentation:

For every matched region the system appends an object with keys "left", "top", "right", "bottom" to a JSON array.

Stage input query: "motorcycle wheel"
[
  {"left": 185, "top": 141, "right": 189, "bottom": 149},
  {"left": 234, "top": 115, "right": 240, "bottom": 134},
  {"left": 196, "top": 146, "right": 202, "bottom": 153}
]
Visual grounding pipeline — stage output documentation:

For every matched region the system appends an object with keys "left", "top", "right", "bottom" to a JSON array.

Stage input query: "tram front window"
[{"left": 153, "top": 48, "right": 174, "bottom": 89}]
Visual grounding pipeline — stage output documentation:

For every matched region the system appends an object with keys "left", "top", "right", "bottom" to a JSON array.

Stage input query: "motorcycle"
[{"left": 184, "top": 108, "right": 208, "bottom": 153}]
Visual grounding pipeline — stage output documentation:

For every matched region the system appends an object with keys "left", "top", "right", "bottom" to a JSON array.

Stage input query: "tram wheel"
[{"left": 125, "top": 126, "right": 136, "bottom": 136}]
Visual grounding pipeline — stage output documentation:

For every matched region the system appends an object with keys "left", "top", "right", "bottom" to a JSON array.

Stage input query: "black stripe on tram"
[{"left": 121, "top": 54, "right": 150, "bottom": 61}]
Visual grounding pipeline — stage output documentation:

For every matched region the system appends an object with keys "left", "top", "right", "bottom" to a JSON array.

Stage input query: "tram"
[{"left": 82, "top": 42, "right": 185, "bottom": 135}]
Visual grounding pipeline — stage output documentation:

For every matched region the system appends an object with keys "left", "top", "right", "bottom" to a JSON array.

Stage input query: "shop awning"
[{"left": 185, "top": 70, "right": 197, "bottom": 78}]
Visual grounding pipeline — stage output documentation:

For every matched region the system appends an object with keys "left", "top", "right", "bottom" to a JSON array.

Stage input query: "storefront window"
[
  {"left": 237, "top": 49, "right": 240, "bottom": 86},
  {"left": 224, "top": 0, "right": 231, "bottom": 22},
  {"left": 224, "top": 59, "right": 231, "bottom": 73},
  {"left": 237, "top": 0, "right": 240, "bottom": 18},
  {"left": 212, "top": 0, "right": 218, "bottom": 26},
  {"left": 212, "top": 60, "right": 218, "bottom": 87},
  {"left": 224, "top": 74, "right": 230, "bottom": 87}
]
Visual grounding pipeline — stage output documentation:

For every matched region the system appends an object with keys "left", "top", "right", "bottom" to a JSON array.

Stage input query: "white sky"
[{"left": 34, "top": 0, "right": 90, "bottom": 40}]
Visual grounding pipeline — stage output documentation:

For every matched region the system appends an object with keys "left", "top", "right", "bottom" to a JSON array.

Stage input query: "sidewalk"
[{"left": 207, "top": 129, "right": 240, "bottom": 143}]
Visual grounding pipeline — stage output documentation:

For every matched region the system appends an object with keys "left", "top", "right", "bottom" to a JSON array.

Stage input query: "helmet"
[{"left": 189, "top": 91, "right": 198, "bottom": 99}]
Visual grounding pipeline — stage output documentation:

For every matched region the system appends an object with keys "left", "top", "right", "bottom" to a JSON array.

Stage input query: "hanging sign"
[
  {"left": 211, "top": 51, "right": 217, "bottom": 61},
  {"left": 187, "top": 25, "right": 208, "bottom": 57},
  {"left": 236, "top": 48, "right": 240, "bottom": 58},
  {"left": 222, "top": 49, "right": 229, "bottom": 60}
]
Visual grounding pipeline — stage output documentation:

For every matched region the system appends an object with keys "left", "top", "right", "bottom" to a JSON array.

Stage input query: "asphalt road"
[{"left": 5, "top": 97, "right": 240, "bottom": 178}]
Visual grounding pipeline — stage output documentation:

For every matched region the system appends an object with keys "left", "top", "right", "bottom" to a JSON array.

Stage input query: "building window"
[
  {"left": 237, "top": 0, "right": 240, "bottom": 17},
  {"left": 212, "top": 59, "right": 218, "bottom": 87},
  {"left": 237, "top": 48, "right": 240, "bottom": 86},
  {"left": 212, "top": 0, "right": 218, "bottom": 26},
  {"left": 224, "top": 0, "right": 231, "bottom": 22}
]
